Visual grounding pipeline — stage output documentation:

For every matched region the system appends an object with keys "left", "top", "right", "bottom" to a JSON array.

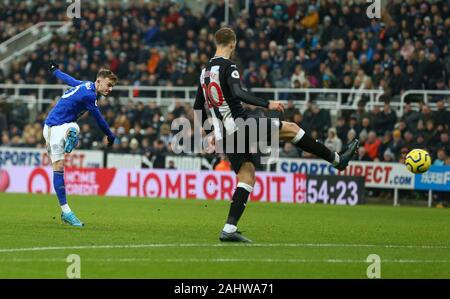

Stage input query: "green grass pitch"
[{"left": 0, "top": 192, "right": 449, "bottom": 278}]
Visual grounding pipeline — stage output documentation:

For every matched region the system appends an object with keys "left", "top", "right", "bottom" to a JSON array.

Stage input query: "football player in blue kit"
[{"left": 44, "top": 62, "right": 117, "bottom": 227}]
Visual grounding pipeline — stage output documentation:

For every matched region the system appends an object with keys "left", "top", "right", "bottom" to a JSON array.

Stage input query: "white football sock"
[
  {"left": 223, "top": 224, "right": 237, "bottom": 233},
  {"left": 332, "top": 152, "right": 340, "bottom": 166},
  {"left": 61, "top": 204, "right": 71, "bottom": 214},
  {"left": 291, "top": 128, "right": 306, "bottom": 144}
]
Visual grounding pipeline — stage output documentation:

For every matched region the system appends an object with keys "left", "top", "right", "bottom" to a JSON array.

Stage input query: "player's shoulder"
[
  {"left": 79, "top": 81, "right": 96, "bottom": 101},
  {"left": 83, "top": 81, "right": 95, "bottom": 91},
  {"left": 81, "top": 81, "right": 96, "bottom": 95},
  {"left": 218, "top": 58, "right": 238, "bottom": 77},
  {"left": 209, "top": 56, "right": 235, "bottom": 68}
]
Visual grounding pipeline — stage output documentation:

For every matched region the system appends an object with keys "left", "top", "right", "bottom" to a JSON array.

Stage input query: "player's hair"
[
  {"left": 96, "top": 68, "right": 118, "bottom": 84},
  {"left": 214, "top": 27, "right": 236, "bottom": 47}
]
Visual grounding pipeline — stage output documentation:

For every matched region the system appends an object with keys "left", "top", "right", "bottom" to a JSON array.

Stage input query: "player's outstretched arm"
[
  {"left": 48, "top": 61, "right": 83, "bottom": 87},
  {"left": 226, "top": 65, "right": 270, "bottom": 108},
  {"left": 88, "top": 104, "right": 116, "bottom": 147}
]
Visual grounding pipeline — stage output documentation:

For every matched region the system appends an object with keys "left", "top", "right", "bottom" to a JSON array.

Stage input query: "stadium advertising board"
[
  {"left": 0, "top": 166, "right": 361, "bottom": 205},
  {"left": 1, "top": 167, "right": 307, "bottom": 203},
  {"left": 0, "top": 147, "right": 103, "bottom": 168},
  {"left": 414, "top": 166, "right": 450, "bottom": 191},
  {"left": 107, "top": 153, "right": 142, "bottom": 169},
  {"left": 107, "top": 154, "right": 203, "bottom": 170},
  {"left": 275, "top": 158, "right": 415, "bottom": 189}
]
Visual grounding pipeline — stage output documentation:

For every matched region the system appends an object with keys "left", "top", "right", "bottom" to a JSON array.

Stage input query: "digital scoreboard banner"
[
  {"left": 3, "top": 166, "right": 447, "bottom": 203},
  {"left": 306, "top": 175, "right": 365, "bottom": 206},
  {"left": 0, "top": 167, "right": 365, "bottom": 205}
]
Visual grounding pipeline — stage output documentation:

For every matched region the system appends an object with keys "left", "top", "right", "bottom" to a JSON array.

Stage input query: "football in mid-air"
[{"left": 405, "top": 149, "right": 432, "bottom": 174}]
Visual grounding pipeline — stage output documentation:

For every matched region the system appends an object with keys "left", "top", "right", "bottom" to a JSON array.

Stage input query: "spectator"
[
  {"left": 348, "top": 115, "right": 359, "bottom": 135},
  {"left": 281, "top": 50, "right": 296, "bottom": 85},
  {"left": 320, "top": 15, "right": 334, "bottom": 45},
  {"left": 353, "top": 100, "right": 371, "bottom": 125},
  {"left": 159, "top": 123, "right": 173, "bottom": 147},
  {"left": 420, "top": 104, "right": 433, "bottom": 124},
  {"left": 336, "top": 117, "right": 349, "bottom": 143},
  {"left": 373, "top": 102, "right": 397, "bottom": 136},
  {"left": 150, "top": 140, "right": 167, "bottom": 169},
  {"left": 346, "top": 129, "right": 357, "bottom": 145},
  {"left": 359, "top": 130, "right": 368, "bottom": 146},
  {"left": 279, "top": 142, "right": 299, "bottom": 158},
  {"left": 292, "top": 112, "right": 303, "bottom": 128},
  {"left": 357, "top": 117, "right": 373, "bottom": 139},
  {"left": 364, "top": 131, "right": 382, "bottom": 160},
  {"left": 119, "top": 137, "right": 130, "bottom": 154},
  {"left": 301, "top": 5, "right": 319, "bottom": 30},
  {"left": 309, "top": 102, "right": 331, "bottom": 138},
  {"left": 167, "top": 160, "right": 176, "bottom": 170},
  {"left": 389, "top": 129, "right": 405, "bottom": 160},
  {"left": 284, "top": 100, "right": 300, "bottom": 121},
  {"left": 436, "top": 132, "right": 450, "bottom": 156},
  {"left": 403, "top": 131, "right": 416, "bottom": 150},
  {"left": 79, "top": 124, "right": 94, "bottom": 149},
  {"left": 413, "top": 133, "right": 427, "bottom": 150},
  {"left": 433, "top": 148, "right": 447, "bottom": 166},
  {"left": 290, "top": 64, "right": 309, "bottom": 88},
  {"left": 424, "top": 53, "right": 446, "bottom": 89},
  {"left": 324, "top": 128, "right": 342, "bottom": 153},
  {"left": 401, "top": 103, "right": 421, "bottom": 132},
  {"left": 357, "top": 146, "right": 372, "bottom": 161},
  {"left": 382, "top": 149, "right": 395, "bottom": 163},
  {"left": 398, "top": 147, "right": 410, "bottom": 164},
  {"left": 378, "top": 131, "right": 392, "bottom": 160},
  {"left": 423, "top": 119, "right": 437, "bottom": 145},
  {"left": 114, "top": 115, "right": 131, "bottom": 135},
  {"left": 432, "top": 99, "right": 449, "bottom": 128},
  {"left": 389, "top": 65, "right": 408, "bottom": 96},
  {"left": 129, "top": 138, "right": 141, "bottom": 155}
]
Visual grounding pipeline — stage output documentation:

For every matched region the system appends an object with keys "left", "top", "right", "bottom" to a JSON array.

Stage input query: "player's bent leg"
[
  {"left": 220, "top": 162, "right": 255, "bottom": 243},
  {"left": 279, "top": 121, "right": 359, "bottom": 171},
  {"left": 64, "top": 127, "right": 79, "bottom": 154},
  {"left": 52, "top": 160, "right": 84, "bottom": 227}
]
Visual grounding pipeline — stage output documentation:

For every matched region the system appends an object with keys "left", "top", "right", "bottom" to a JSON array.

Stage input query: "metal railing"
[
  {"left": 0, "top": 22, "right": 71, "bottom": 73},
  {"left": 0, "top": 84, "right": 387, "bottom": 113},
  {"left": 251, "top": 87, "right": 385, "bottom": 113},
  {"left": 400, "top": 90, "right": 450, "bottom": 114},
  {"left": 2, "top": 84, "right": 448, "bottom": 115}
]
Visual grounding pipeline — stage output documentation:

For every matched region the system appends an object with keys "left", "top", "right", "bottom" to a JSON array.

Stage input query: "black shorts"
[{"left": 216, "top": 115, "right": 282, "bottom": 174}]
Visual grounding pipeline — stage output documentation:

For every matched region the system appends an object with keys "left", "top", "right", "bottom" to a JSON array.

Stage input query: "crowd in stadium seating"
[
  {"left": 0, "top": 0, "right": 449, "bottom": 167},
  {"left": 1, "top": 0, "right": 450, "bottom": 93},
  {"left": 0, "top": 0, "right": 67, "bottom": 44},
  {"left": 1, "top": 95, "right": 449, "bottom": 167}
]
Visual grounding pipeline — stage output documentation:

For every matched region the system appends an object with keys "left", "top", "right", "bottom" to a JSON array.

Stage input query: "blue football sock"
[{"left": 53, "top": 171, "right": 67, "bottom": 206}]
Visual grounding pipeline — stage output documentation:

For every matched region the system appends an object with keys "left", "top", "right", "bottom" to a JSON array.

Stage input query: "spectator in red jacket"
[{"left": 364, "top": 131, "right": 381, "bottom": 160}]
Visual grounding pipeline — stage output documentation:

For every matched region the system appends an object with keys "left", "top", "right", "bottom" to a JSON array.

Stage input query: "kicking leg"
[
  {"left": 220, "top": 162, "right": 255, "bottom": 243},
  {"left": 279, "top": 121, "right": 359, "bottom": 170}
]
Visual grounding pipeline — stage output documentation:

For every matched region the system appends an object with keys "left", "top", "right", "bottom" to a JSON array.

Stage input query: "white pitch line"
[
  {"left": 0, "top": 243, "right": 450, "bottom": 253},
  {"left": 2, "top": 258, "right": 450, "bottom": 264}
]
